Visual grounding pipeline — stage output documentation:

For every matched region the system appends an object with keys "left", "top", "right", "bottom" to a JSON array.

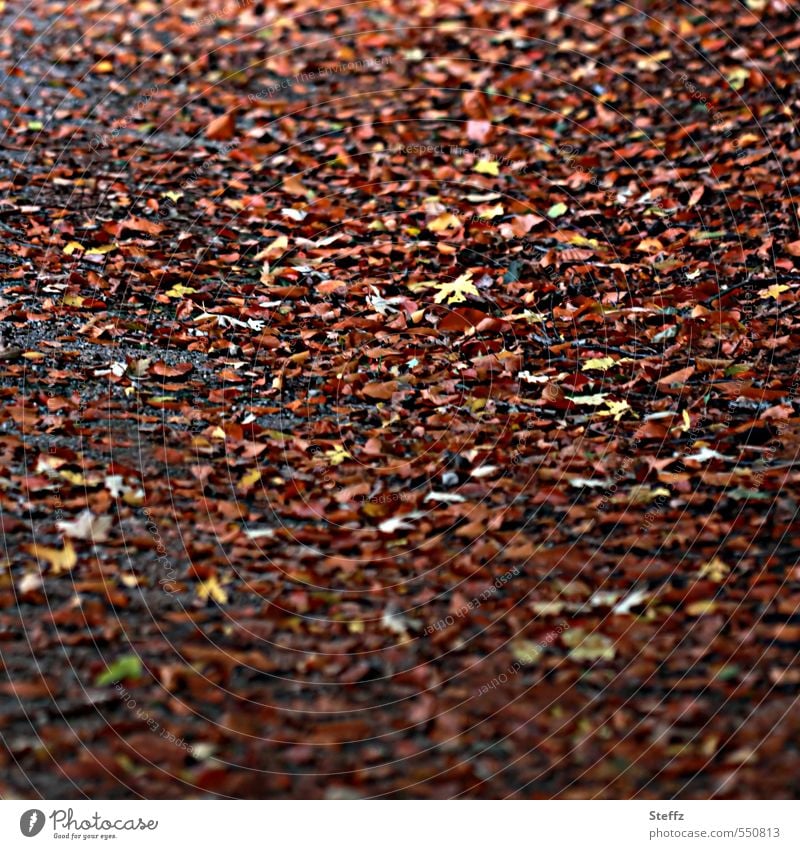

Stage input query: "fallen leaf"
[
  {"left": 499, "top": 214, "right": 543, "bottom": 238},
  {"left": 56, "top": 510, "right": 112, "bottom": 542},
  {"left": 206, "top": 112, "right": 236, "bottom": 141},
  {"left": 239, "top": 468, "right": 262, "bottom": 489},
  {"left": 26, "top": 540, "right": 77, "bottom": 574},
  {"left": 698, "top": 556, "right": 730, "bottom": 582},
  {"left": 511, "top": 640, "right": 543, "bottom": 665},
  {"left": 151, "top": 361, "right": 194, "bottom": 378},
  {"left": 759, "top": 284, "right": 789, "bottom": 299},
  {"left": 582, "top": 356, "right": 615, "bottom": 371},
  {"left": 197, "top": 575, "right": 228, "bottom": 605},
  {"left": 473, "top": 159, "right": 499, "bottom": 176},
  {"left": 563, "top": 629, "right": 615, "bottom": 662},
  {"left": 427, "top": 213, "right": 461, "bottom": 232},
  {"left": 433, "top": 271, "right": 479, "bottom": 305},
  {"left": 597, "top": 399, "right": 633, "bottom": 421},
  {"left": 96, "top": 654, "right": 143, "bottom": 685},
  {"left": 326, "top": 445, "right": 352, "bottom": 465},
  {"left": 165, "top": 283, "right": 196, "bottom": 298}
]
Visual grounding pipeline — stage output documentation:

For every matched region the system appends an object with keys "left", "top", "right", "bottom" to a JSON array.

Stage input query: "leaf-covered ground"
[{"left": 2, "top": 0, "right": 800, "bottom": 798}]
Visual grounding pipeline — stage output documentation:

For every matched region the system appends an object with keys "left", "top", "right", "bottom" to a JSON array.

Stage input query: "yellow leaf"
[
  {"left": 569, "top": 235, "right": 600, "bottom": 248},
  {"left": 433, "top": 271, "right": 479, "bottom": 305},
  {"left": 687, "top": 600, "right": 717, "bottom": 616},
  {"left": 473, "top": 159, "right": 499, "bottom": 176},
  {"left": 165, "top": 284, "right": 196, "bottom": 298},
  {"left": 325, "top": 444, "right": 351, "bottom": 465},
  {"left": 27, "top": 540, "right": 77, "bottom": 575},
  {"left": 529, "top": 600, "right": 565, "bottom": 616},
  {"left": 727, "top": 67, "right": 749, "bottom": 91},
  {"left": 597, "top": 399, "right": 633, "bottom": 421},
  {"left": 210, "top": 426, "right": 226, "bottom": 440},
  {"left": 65, "top": 242, "right": 117, "bottom": 256},
  {"left": 478, "top": 204, "right": 504, "bottom": 220},
  {"left": 582, "top": 356, "right": 615, "bottom": 371},
  {"left": 93, "top": 60, "right": 114, "bottom": 74},
  {"left": 239, "top": 468, "right": 262, "bottom": 489},
  {"left": 59, "top": 469, "right": 88, "bottom": 485},
  {"left": 62, "top": 294, "right": 85, "bottom": 307},
  {"left": 196, "top": 575, "right": 228, "bottom": 605},
  {"left": 681, "top": 409, "right": 692, "bottom": 432},
  {"left": 759, "top": 284, "right": 789, "bottom": 299},
  {"left": 255, "top": 235, "right": 289, "bottom": 259},
  {"left": 698, "top": 556, "right": 730, "bottom": 583},
  {"left": 122, "top": 489, "right": 144, "bottom": 507},
  {"left": 427, "top": 213, "right": 461, "bottom": 232},
  {"left": 636, "top": 51, "right": 671, "bottom": 72},
  {"left": 563, "top": 628, "right": 615, "bottom": 662},
  {"left": 511, "top": 639, "right": 543, "bottom": 665},
  {"left": 636, "top": 238, "right": 664, "bottom": 253}
]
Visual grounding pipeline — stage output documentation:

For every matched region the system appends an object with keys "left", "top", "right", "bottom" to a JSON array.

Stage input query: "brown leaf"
[
  {"left": 152, "top": 361, "right": 194, "bottom": 379},
  {"left": 362, "top": 381, "right": 398, "bottom": 400},
  {"left": 499, "top": 214, "right": 544, "bottom": 238},
  {"left": 657, "top": 365, "right": 695, "bottom": 388}
]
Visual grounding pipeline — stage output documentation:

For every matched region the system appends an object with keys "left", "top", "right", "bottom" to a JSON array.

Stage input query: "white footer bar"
[{"left": 1, "top": 800, "right": 796, "bottom": 848}]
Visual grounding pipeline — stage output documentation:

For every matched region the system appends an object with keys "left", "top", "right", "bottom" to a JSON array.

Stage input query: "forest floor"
[{"left": 2, "top": 0, "right": 800, "bottom": 798}]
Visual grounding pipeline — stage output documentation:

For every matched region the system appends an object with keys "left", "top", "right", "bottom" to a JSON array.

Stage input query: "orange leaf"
[
  {"left": 657, "top": 365, "right": 695, "bottom": 388},
  {"left": 439, "top": 308, "right": 486, "bottom": 332},
  {"left": 206, "top": 112, "right": 235, "bottom": 141},
  {"left": 688, "top": 185, "right": 705, "bottom": 207},
  {"left": 118, "top": 216, "right": 164, "bottom": 236}
]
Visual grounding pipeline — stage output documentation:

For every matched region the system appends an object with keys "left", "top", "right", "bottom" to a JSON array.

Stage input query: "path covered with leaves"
[{"left": 2, "top": 0, "right": 800, "bottom": 798}]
